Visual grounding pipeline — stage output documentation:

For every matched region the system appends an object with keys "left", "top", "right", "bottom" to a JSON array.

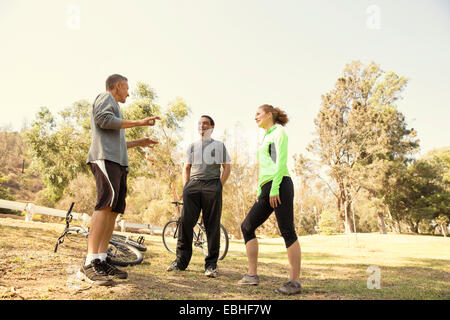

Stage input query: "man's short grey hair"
[{"left": 106, "top": 74, "right": 128, "bottom": 90}]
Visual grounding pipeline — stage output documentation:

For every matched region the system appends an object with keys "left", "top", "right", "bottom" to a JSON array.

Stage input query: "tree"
[
  {"left": 435, "top": 215, "right": 449, "bottom": 237},
  {"left": 291, "top": 162, "right": 330, "bottom": 235},
  {"left": 24, "top": 102, "right": 91, "bottom": 204},
  {"left": 220, "top": 124, "right": 258, "bottom": 238},
  {"left": 140, "top": 93, "right": 191, "bottom": 203},
  {"left": 388, "top": 148, "right": 450, "bottom": 234},
  {"left": 422, "top": 148, "right": 450, "bottom": 232},
  {"left": 0, "top": 128, "right": 43, "bottom": 202},
  {"left": 301, "top": 61, "right": 417, "bottom": 233},
  {"left": 57, "top": 173, "right": 97, "bottom": 214},
  {"left": 351, "top": 192, "right": 387, "bottom": 233},
  {"left": 0, "top": 128, "right": 27, "bottom": 173},
  {"left": 318, "top": 208, "right": 340, "bottom": 235},
  {"left": 0, "top": 173, "right": 14, "bottom": 201},
  {"left": 122, "top": 82, "right": 162, "bottom": 181},
  {"left": 118, "top": 82, "right": 191, "bottom": 224},
  {"left": 384, "top": 159, "right": 447, "bottom": 234}
]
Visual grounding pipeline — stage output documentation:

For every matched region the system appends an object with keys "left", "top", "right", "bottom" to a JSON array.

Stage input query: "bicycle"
[
  {"left": 54, "top": 202, "right": 146, "bottom": 266},
  {"left": 162, "top": 201, "right": 229, "bottom": 260}
]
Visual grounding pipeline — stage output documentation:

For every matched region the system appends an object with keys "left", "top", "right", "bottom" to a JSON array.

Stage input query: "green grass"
[{"left": 0, "top": 217, "right": 449, "bottom": 300}]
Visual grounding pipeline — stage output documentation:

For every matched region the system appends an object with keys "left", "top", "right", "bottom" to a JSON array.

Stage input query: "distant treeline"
[{"left": 1, "top": 61, "right": 449, "bottom": 237}]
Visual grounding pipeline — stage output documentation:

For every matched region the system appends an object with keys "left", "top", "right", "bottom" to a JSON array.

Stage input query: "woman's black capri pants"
[{"left": 241, "top": 176, "right": 298, "bottom": 248}]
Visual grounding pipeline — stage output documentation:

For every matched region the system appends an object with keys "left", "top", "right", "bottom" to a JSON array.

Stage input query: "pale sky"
[{"left": 1, "top": 0, "right": 449, "bottom": 169}]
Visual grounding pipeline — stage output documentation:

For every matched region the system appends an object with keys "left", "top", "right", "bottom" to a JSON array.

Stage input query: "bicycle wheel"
[
  {"left": 198, "top": 224, "right": 229, "bottom": 261},
  {"left": 162, "top": 220, "right": 179, "bottom": 254},
  {"left": 110, "top": 234, "right": 147, "bottom": 252},
  {"left": 107, "top": 240, "right": 143, "bottom": 266},
  {"left": 196, "top": 224, "right": 208, "bottom": 257},
  {"left": 218, "top": 224, "right": 229, "bottom": 260}
]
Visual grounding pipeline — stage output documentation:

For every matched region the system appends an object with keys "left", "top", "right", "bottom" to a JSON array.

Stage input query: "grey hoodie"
[{"left": 86, "top": 92, "right": 128, "bottom": 169}]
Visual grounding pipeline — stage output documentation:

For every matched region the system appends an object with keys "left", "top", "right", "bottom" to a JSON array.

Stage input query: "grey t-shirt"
[
  {"left": 86, "top": 92, "right": 128, "bottom": 169},
  {"left": 185, "top": 139, "right": 231, "bottom": 180}
]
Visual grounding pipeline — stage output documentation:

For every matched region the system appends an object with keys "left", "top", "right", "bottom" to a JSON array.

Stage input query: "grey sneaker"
[
  {"left": 166, "top": 260, "right": 183, "bottom": 272},
  {"left": 238, "top": 273, "right": 259, "bottom": 285},
  {"left": 276, "top": 280, "right": 302, "bottom": 295},
  {"left": 205, "top": 266, "right": 218, "bottom": 278}
]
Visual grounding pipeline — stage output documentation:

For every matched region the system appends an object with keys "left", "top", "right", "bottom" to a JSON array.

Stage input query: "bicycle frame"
[
  {"left": 168, "top": 216, "right": 204, "bottom": 248},
  {"left": 54, "top": 202, "right": 83, "bottom": 252},
  {"left": 53, "top": 202, "right": 144, "bottom": 266},
  {"left": 163, "top": 200, "right": 229, "bottom": 260}
]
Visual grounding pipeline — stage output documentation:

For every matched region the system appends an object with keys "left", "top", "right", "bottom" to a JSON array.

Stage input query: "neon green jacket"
[{"left": 257, "top": 125, "right": 290, "bottom": 197}]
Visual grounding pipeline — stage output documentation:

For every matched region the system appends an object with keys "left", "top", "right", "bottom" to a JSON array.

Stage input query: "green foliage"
[
  {"left": 121, "top": 82, "right": 191, "bottom": 198},
  {"left": 24, "top": 103, "right": 91, "bottom": 203},
  {"left": 354, "top": 196, "right": 380, "bottom": 233},
  {"left": 0, "top": 130, "right": 27, "bottom": 173},
  {"left": 57, "top": 173, "right": 97, "bottom": 214},
  {"left": 122, "top": 83, "right": 162, "bottom": 180},
  {"left": 384, "top": 147, "right": 450, "bottom": 233},
  {"left": 0, "top": 174, "right": 14, "bottom": 200},
  {"left": 294, "top": 209, "right": 317, "bottom": 236},
  {"left": 124, "top": 177, "right": 175, "bottom": 226},
  {"left": 0, "top": 128, "right": 44, "bottom": 202},
  {"left": 142, "top": 97, "right": 191, "bottom": 203},
  {"left": 318, "top": 208, "right": 340, "bottom": 235},
  {"left": 434, "top": 215, "right": 449, "bottom": 236},
  {"left": 418, "top": 219, "right": 434, "bottom": 234},
  {"left": 292, "top": 180, "right": 329, "bottom": 235}
]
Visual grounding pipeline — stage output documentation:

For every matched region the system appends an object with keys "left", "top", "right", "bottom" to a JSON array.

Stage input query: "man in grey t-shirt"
[
  {"left": 167, "top": 115, "right": 231, "bottom": 277},
  {"left": 80, "top": 74, "right": 160, "bottom": 286}
]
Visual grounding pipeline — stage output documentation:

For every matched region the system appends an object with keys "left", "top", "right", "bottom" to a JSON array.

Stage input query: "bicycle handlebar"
[
  {"left": 68, "top": 202, "right": 74, "bottom": 214},
  {"left": 65, "top": 202, "right": 75, "bottom": 227}
]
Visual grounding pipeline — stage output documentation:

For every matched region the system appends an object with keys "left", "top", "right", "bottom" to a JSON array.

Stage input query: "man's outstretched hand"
[
  {"left": 121, "top": 116, "right": 162, "bottom": 129},
  {"left": 142, "top": 116, "right": 161, "bottom": 126},
  {"left": 138, "top": 137, "right": 159, "bottom": 148},
  {"left": 127, "top": 137, "right": 159, "bottom": 149}
]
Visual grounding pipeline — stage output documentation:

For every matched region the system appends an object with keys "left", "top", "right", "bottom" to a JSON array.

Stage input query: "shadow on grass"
[
  {"left": 405, "top": 257, "right": 450, "bottom": 270},
  {"left": 116, "top": 256, "right": 450, "bottom": 300},
  {"left": 2, "top": 221, "right": 448, "bottom": 300},
  {"left": 226, "top": 248, "right": 344, "bottom": 264}
]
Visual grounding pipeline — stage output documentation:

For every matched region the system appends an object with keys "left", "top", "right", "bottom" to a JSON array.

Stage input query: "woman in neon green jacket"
[{"left": 238, "top": 104, "right": 302, "bottom": 295}]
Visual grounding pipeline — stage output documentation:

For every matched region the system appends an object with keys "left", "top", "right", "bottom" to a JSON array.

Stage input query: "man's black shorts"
[{"left": 88, "top": 160, "right": 128, "bottom": 214}]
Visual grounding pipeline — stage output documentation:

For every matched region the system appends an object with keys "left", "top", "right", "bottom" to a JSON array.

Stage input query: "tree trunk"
[
  {"left": 396, "top": 221, "right": 402, "bottom": 233},
  {"left": 408, "top": 221, "right": 419, "bottom": 233},
  {"left": 441, "top": 224, "right": 448, "bottom": 237},
  {"left": 343, "top": 201, "right": 353, "bottom": 234},
  {"left": 387, "top": 208, "right": 401, "bottom": 233},
  {"left": 377, "top": 212, "right": 387, "bottom": 234}
]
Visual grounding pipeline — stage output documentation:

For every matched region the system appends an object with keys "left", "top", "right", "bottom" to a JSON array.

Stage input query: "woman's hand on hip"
[{"left": 269, "top": 195, "right": 281, "bottom": 208}]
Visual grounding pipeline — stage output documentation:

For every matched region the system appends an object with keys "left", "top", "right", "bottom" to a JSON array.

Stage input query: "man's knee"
[
  {"left": 94, "top": 206, "right": 112, "bottom": 214},
  {"left": 111, "top": 211, "right": 120, "bottom": 219}
]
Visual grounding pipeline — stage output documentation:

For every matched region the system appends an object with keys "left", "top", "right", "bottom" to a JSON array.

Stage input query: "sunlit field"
[{"left": 0, "top": 216, "right": 448, "bottom": 300}]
